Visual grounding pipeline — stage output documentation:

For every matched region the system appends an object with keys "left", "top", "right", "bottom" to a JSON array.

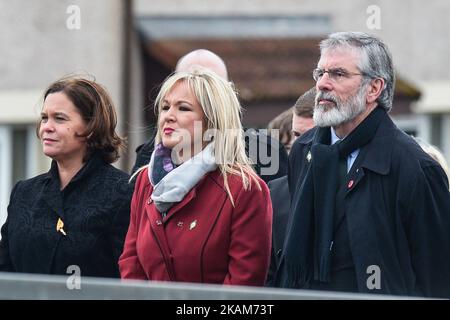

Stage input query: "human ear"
[{"left": 366, "top": 78, "right": 385, "bottom": 104}]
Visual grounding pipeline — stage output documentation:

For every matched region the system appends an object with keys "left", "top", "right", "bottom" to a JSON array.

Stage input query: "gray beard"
[{"left": 313, "top": 85, "right": 367, "bottom": 128}]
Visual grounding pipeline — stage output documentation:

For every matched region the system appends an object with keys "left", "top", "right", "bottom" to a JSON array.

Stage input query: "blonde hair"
[
  {"left": 416, "top": 138, "right": 450, "bottom": 189},
  {"left": 153, "top": 68, "right": 261, "bottom": 204}
]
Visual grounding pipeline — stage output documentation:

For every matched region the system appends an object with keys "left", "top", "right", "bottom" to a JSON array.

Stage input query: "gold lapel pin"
[
  {"left": 306, "top": 151, "right": 312, "bottom": 162},
  {"left": 56, "top": 218, "right": 67, "bottom": 236},
  {"left": 189, "top": 220, "right": 197, "bottom": 230}
]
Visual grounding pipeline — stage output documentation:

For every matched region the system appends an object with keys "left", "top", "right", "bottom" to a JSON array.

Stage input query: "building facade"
[{"left": 1, "top": 0, "right": 449, "bottom": 227}]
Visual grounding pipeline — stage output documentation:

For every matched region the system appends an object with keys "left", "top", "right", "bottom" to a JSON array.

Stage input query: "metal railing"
[{"left": 0, "top": 272, "right": 416, "bottom": 300}]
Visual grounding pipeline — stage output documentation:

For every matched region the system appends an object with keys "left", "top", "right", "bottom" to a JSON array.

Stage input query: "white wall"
[
  {"left": 0, "top": 0, "right": 125, "bottom": 145},
  {"left": 0, "top": 127, "right": 12, "bottom": 228},
  {"left": 0, "top": 0, "right": 126, "bottom": 219},
  {"left": 135, "top": 0, "right": 450, "bottom": 85},
  {"left": 0, "top": 0, "right": 124, "bottom": 97},
  {"left": 127, "top": 29, "right": 145, "bottom": 172},
  {"left": 443, "top": 114, "right": 450, "bottom": 163}
]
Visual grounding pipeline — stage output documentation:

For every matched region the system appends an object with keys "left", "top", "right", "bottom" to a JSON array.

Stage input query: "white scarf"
[{"left": 148, "top": 143, "right": 218, "bottom": 213}]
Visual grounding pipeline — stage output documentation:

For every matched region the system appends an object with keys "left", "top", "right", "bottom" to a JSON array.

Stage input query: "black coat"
[
  {"left": 0, "top": 153, "right": 133, "bottom": 278},
  {"left": 285, "top": 113, "right": 450, "bottom": 298},
  {"left": 265, "top": 175, "right": 290, "bottom": 286},
  {"left": 132, "top": 129, "right": 289, "bottom": 184}
]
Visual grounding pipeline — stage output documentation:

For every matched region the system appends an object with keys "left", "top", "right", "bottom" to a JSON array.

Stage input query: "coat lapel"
[
  {"left": 144, "top": 181, "right": 199, "bottom": 281},
  {"left": 163, "top": 187, "right": 197, "bottom": 223},
  {"left": 145, "top": 196, "right": 177, "bottom": 280},
  {"left": 40, "top": 169, "right": 65, "bottom": 273},
  {"left": 344, "top": 152, "right": 368, "bottom": 197},
  {"left": 43, "top": 155, "right": 105, "bottom": 222},
  {"left": 144, "top": 174, "right": 213, "bottom": 282},
  {"left": 330, "top": 115, "right": 395, "bottom": 230},
  {"left": 42, "top": 175, "right": 64, "bottom": 220},
  {"left": 344, "top": 116, "right": 395, "bottom": 197}
]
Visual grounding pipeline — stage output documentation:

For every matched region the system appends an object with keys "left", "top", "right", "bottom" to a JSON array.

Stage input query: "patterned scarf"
[
  {"left": 148, "top": 142, "right": 218, "bottom": 214},
  {"left": 150, "top": 143, "right": 176, "bottom": 186}
]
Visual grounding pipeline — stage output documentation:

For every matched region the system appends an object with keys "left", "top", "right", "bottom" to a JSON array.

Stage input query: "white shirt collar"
[
  {"left": 330, "top": 127, "right": 341, "bottom": 145},
  {"left": 330, "top": 127, "right": 359, "bottom": 159}
]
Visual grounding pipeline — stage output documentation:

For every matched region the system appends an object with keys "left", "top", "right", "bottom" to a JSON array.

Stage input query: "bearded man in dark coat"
[{"left": 276, "top": 31, "right": 450, "bottom": 298}]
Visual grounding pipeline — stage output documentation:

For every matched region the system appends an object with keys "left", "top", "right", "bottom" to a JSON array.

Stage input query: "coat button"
[
  {"left": 276, "top": 249, "right": 282, "bottom": 257},
  {"left": 147, "top": 197, "right": 153, "bottom": 204},
  {"left": 156, "top": 220, "right": 162, "bottom": 225}
]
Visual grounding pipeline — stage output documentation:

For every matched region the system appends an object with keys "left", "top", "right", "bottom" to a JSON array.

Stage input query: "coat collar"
[
  {"left": 357, "top": 113, "right": 396, "bottom": 176},
  {"left": 144, "top": 171, "right": 215, "bottom": 225},
  {"left": 44, "top": 152, "right": 106, "bottom": 187},
  {"left": 41, "top": 152, "right": 106, "bottom": 217},
  {"left": 341, "top": 112, "right": 396, "bottom": 199}
]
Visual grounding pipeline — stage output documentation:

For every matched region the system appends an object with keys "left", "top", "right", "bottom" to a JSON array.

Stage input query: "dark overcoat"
[
  {"left": 0, "top": 153, "right": 133, "bottom": 278},
  {"left": 265, "top": 175, "right": 290, "bottom": 286},
  {"left": 286, "top": 113, "right": 450, "bottom": 298}
]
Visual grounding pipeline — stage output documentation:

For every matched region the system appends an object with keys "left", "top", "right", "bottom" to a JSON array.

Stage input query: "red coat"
[{"left": 119, "top": 168, "right": 272, "bottom": 286}]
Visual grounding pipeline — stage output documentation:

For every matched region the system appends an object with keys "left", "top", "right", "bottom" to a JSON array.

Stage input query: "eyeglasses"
[{"left": 312, "top": 68, "right": 368, "bottom": 83}]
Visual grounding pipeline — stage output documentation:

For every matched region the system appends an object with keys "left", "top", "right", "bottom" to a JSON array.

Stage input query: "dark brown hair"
[
  {"left": 293, "top": 87, "right": 315, "bottom": 118},
  {"left": 37, "top": 76, "right": 125, "bottom": 163},
  {"left": 267, "top": 108, "right": 293, "bottom": 148}
]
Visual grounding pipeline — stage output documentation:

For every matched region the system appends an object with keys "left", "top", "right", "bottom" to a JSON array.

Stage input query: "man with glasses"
[{"left": 276, "top": 32, "right": 450, "bottom": 298}]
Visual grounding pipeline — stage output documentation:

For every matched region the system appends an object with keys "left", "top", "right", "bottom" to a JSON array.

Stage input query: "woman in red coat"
[{"left": 119, "top": 69, "right": 272, "bottom": 285}]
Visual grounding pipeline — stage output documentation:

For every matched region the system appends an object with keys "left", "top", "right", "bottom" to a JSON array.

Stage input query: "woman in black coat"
[{"left": 0, "top": 77, "right": 133, "bottom": 278}]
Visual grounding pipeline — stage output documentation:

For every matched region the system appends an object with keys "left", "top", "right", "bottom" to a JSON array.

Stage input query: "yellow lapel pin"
[{"left": 56, "top": 218, "right": 67, "bottom": 236}]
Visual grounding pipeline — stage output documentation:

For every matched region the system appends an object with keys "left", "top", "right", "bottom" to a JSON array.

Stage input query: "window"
[
  {"left": 430, "top": 114, "right": 443, "bottom": 150},
  {"left": 0, "top": 124, "right": 41, "bottom": 235}
]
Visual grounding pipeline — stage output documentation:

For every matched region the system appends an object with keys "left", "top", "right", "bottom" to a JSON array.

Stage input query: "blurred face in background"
[
  {"left": 286, "top": 113, "right": 315, "bottom": 153},
  {"left": 39, "top": 92, "right": 88, "bottom": 163}
]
